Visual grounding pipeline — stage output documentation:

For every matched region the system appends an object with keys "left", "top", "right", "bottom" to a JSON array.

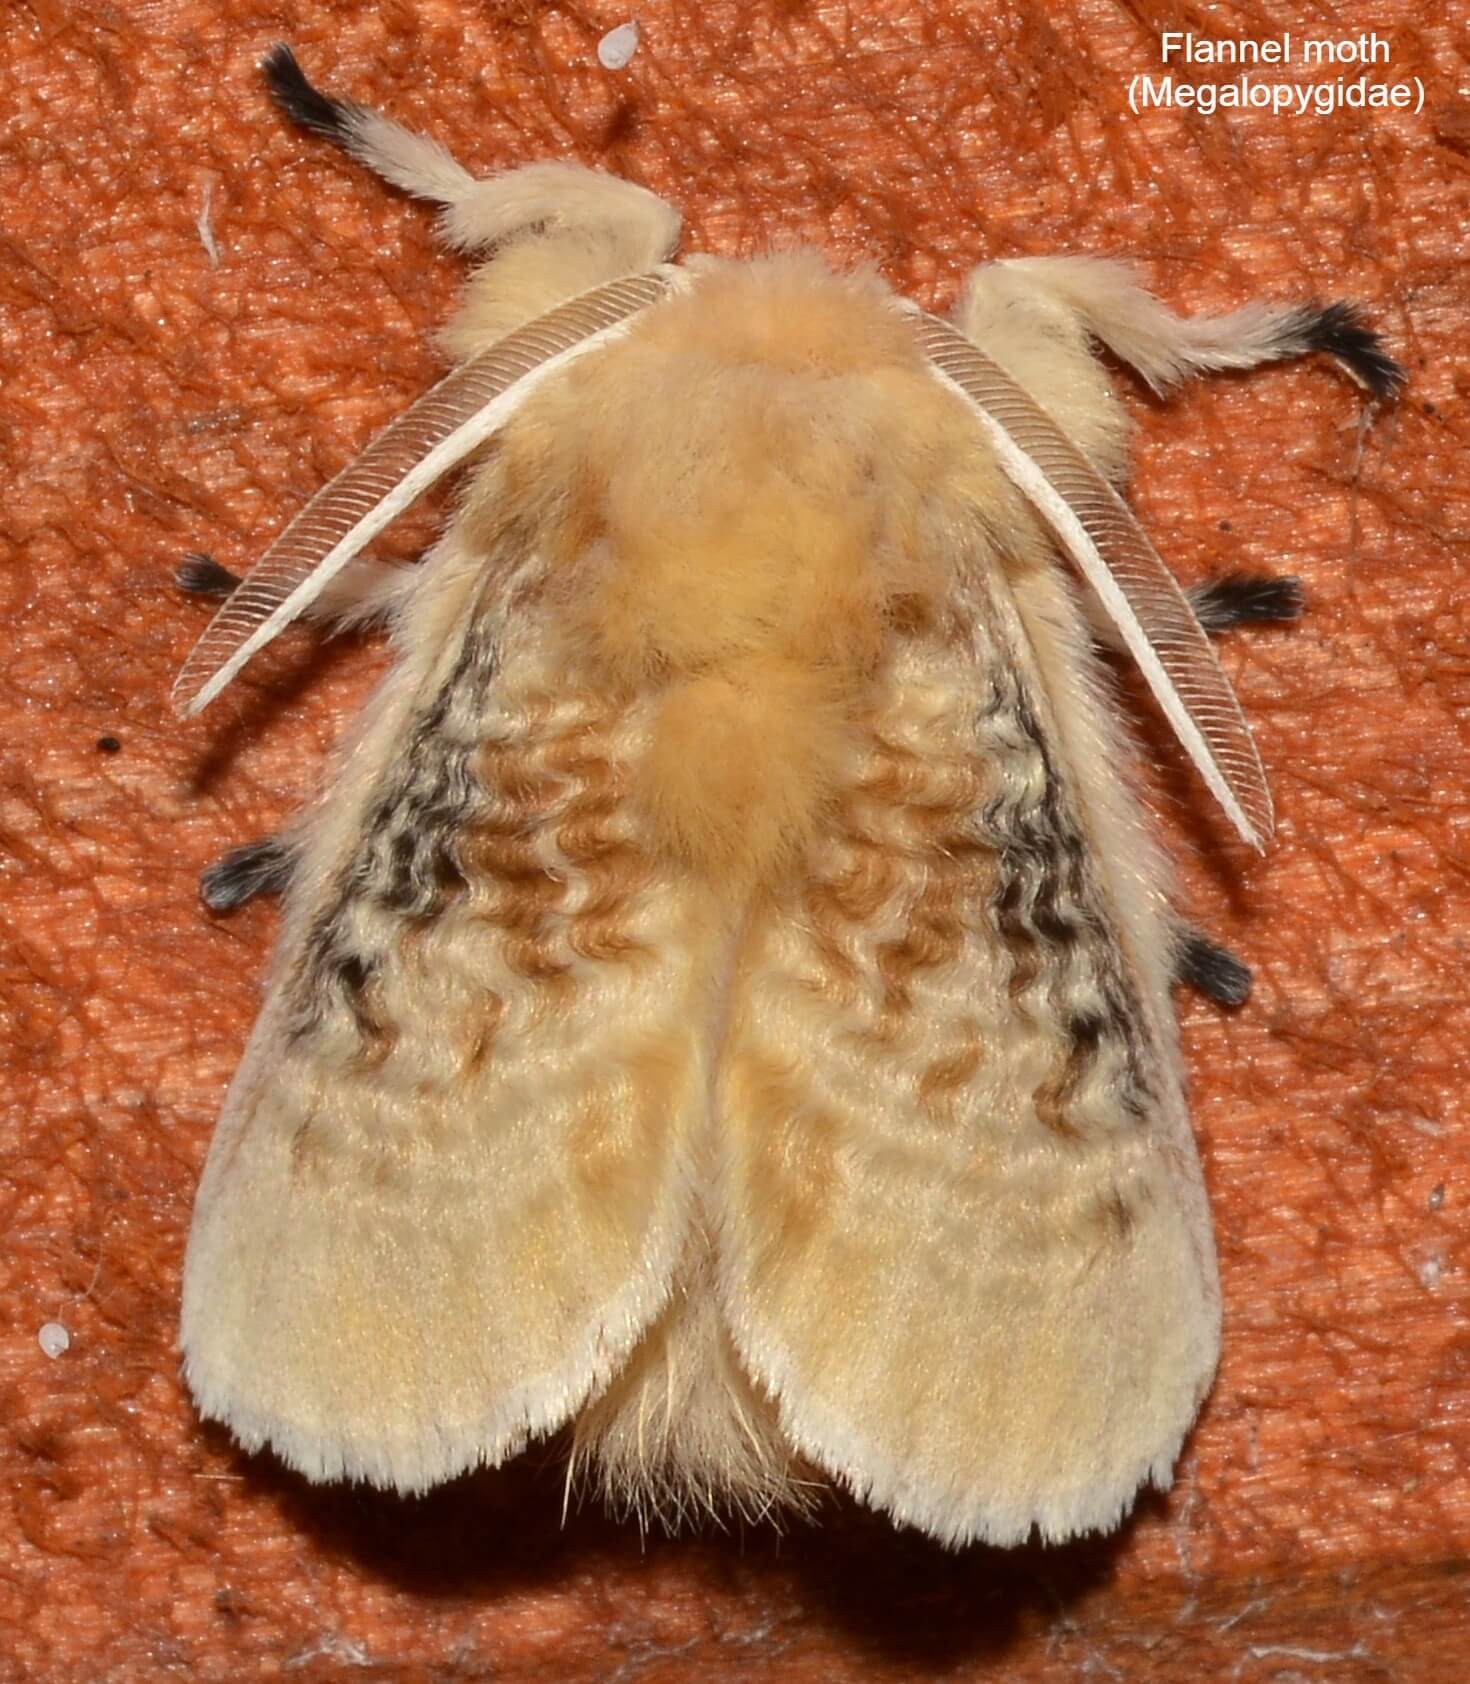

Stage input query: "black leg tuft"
[
  {"left": 201, "top": 836, "right": 296, "bottom": 912},
  {"left": 1177, "top": 931, "right": 1252, "bottom": 1008},
  {"left": 176, "top": 552, "right": 242, "bottom": 597},
  {"left": 1289, "top": 301, "right": 1405, "bottom": 401},
  {"left": 261, "top": 43, "right": 359, "bottom": 144},
  {"left": 1191, "top": 573, "right": 1304, "bottom": 635}
]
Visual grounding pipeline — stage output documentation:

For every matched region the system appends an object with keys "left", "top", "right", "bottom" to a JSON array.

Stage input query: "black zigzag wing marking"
[
  {"left": 286, "top": 608, "right": 502, "bottom": 1047},
  {"left": 979, "top": 672, "right": 1157, "bottom": 1131}
]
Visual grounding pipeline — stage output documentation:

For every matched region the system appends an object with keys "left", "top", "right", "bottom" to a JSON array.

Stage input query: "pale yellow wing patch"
[
  {"left": 715, "top": 563, "right": 1221, "bottom": 1546},
  {"left": 182, "top": 540, "right": 722, "bottom": 1493}
]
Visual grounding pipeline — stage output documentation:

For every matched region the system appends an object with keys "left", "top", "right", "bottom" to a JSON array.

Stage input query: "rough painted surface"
[{"left": 2, "top": 0, "right": 1466, "bottom": 1678}]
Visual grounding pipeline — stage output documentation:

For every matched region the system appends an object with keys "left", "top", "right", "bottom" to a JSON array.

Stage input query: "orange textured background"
[{"left": 3, "top": 1, "right": 1467, "bottom": 1679}]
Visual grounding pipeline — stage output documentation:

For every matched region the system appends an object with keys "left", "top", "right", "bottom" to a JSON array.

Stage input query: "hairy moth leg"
[
  {"left": 176, "top": 552, "right": 242, "bottom": 597},
  {"left": 1188, "top": 572, "right": 1304, "bottom": 635},
  {"left": 1106, "top": 572, "right": 1294, "bottom": 1006},
  {"left": 1082, "top": 572, "right": 1305, "bottom": 655},
  {"left": 176, "top": 544, "right": 401, "bottom": 918},
  {"left": 200, "top": 836, "right": 297, "bottom": 912},
  {"left": 960, "top": 255, "right": 1404, "bottom": 399},
  {"left": 261, "top": 45, "right": 681, "bottom": 355},
  {"left": 1167, "top": 552, "right": 1293, "bottom": 999},
  {"left": 1161, "top": 575, "right": 1298, "bottom": 1003},
  {"left": 175, "top": 653, "right": 297, "bottom": 906},
  {"left": 262, "top": 42, "right": 477, "bottom": 206},
  {"left": 176, "top": 552, "right": 409, "bottom": 630},
  {"left": 1175, "top": 929, "right": 1252, "bottom": 1007}
]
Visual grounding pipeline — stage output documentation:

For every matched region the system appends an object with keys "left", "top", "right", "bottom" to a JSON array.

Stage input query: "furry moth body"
[{"left": 178, "top": 47, "right": 1402, "bottom": 1547}]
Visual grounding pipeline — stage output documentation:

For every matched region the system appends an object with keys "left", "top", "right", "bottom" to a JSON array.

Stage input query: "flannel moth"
[{"left": 175, "top": 47, "right": 1401, "bottom": 1546}]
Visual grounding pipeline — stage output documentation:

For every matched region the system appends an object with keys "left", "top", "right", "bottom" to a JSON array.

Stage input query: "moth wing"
[
  {"left": 181, "top": 533, "right": 714, "bottom": 1492},
  {"left": 716, "top": 558, "right": 1221, "bottom": 1546}
]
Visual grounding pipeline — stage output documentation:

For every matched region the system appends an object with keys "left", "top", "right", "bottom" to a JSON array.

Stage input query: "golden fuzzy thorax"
[
  {"left": 192, "top": 127, "right": 1380, "bottom": 1545},
  {"left": 488, "top": 258, "right": 1009, "bottom": 888}
]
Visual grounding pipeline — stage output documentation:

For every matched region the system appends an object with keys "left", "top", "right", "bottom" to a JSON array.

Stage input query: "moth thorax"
[{"left": 634, "top": 654, "right": 852, "bottom": 883}]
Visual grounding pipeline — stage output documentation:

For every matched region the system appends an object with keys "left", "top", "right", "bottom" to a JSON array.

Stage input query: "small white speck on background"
[
  {"left": 197, "top": 183, "right": 221, "bottom": 268},
  {"left": 38, "top": 1322, "right": 71, "bottom": 1359},
  {"left": 598, "top": 21, "right": 640, "bottom": 70}
]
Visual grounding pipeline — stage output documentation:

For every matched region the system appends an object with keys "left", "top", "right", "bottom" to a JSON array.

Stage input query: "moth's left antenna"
[{"left": 173, "top": 272, "right": 676, "bottom": 716}]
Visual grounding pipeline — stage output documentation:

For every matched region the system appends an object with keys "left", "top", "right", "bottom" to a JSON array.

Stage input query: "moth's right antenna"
[{"left": 917, "top": 312, "right": 1275, "bottom": 852}]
